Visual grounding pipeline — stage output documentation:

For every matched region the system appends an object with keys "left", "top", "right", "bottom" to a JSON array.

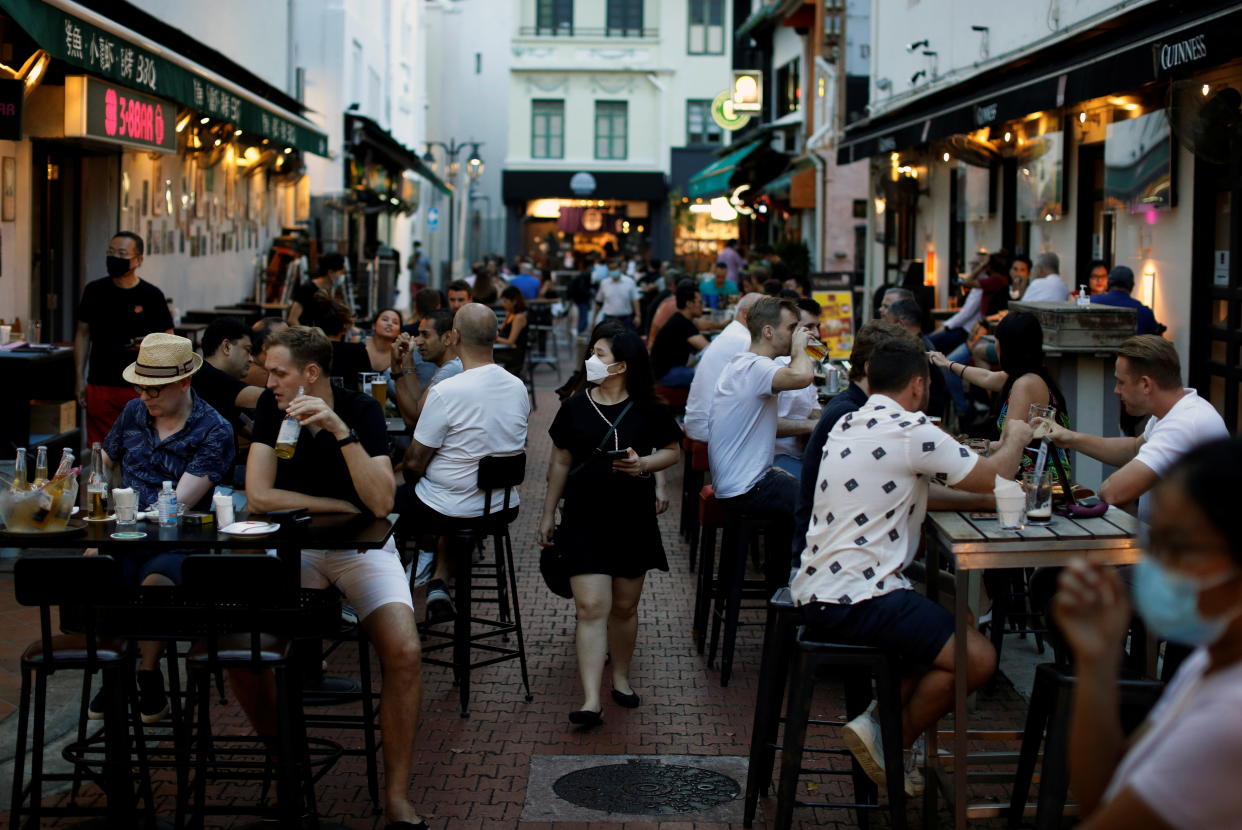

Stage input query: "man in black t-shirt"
[
  {"left": 240, "top": 325, "right": 425, "bottom": 829},
  {"left": 75, "top": 231, "right": 174, "bottom": 445},
  {"left": 650, "top": 282, "right": 710, "bottom": 387},
  {"left": 193, "top": 316, "right": 264, "bottom": 439}
]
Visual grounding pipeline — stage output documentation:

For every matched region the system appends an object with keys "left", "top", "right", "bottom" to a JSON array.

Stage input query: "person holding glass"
[
  {"left": 1052, "top": 436, "right": 1242, "bottom": 828},
  {"left": 538, "top": 325, "right": 682, "bottom": 727}
]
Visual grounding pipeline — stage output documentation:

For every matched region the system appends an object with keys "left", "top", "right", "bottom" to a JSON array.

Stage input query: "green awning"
[
  {"left": 687, "top": 142, "right": 763, "bottom": 199},
  {"left": 347, "top": 114, "right": 451, "bottom": 196},
  {"left": 1, "top": 0, "right": 330, "bottom": 156},
  {"left": 736, "top": 2, "right": 779, "bottom": 40},
  {"left": 760, "top": 157, "right": 815, "bottom": 197}
]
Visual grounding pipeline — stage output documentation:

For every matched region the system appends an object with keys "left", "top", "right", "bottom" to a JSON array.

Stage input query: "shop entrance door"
[
  {"left": 1191, "top": 156, "right": 1242, "bottom": 434},
  {"left": 32, "top": 143, "right": 119, "bottom": 343}
]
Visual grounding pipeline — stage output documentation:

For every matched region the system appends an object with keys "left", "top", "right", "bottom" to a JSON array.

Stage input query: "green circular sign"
[{"left": 712, "top": 90, "right": 751, "bottom": 132}]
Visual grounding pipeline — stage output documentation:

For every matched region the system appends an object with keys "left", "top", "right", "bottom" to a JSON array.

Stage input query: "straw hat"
[{"left": 121, "top": 333, "right": 203, "bottom": 386}]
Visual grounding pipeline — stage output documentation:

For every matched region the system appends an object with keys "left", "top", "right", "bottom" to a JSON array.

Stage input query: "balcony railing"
[{"left": 518, "top": 26, "right": 659, "bottom": 38}]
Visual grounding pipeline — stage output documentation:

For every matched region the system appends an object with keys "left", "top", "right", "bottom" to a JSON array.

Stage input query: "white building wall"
[{"left": 869, "top": 0, "right": 1158, "bottom": 117}]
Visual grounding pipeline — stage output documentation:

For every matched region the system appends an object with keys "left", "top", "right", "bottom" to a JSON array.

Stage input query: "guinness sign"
[{"left": 1155, "top": 33, "right": 1207, "bottom": 75}]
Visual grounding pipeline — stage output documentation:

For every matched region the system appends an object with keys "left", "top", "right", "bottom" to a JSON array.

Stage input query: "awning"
[
  {"left": 687, "top": 142, "right": 763, "bottom": 199},
  {"left": 502, "top": 170, "right": 667, "bottom": 202},
  {"left": 836, "top": 0, "right": 1242, "bottom": 164},
  {"left": 760, "top": 157, "right": 814, "bottom": 199},
  {"left": 346, "top": 114, "right": 451, "bottom": 196},
  {"left": 0, "top": 0, "right": 330, "bottom": 156},
  {"left": 736, "top": 2, "right": 780, "bottom": 40}
]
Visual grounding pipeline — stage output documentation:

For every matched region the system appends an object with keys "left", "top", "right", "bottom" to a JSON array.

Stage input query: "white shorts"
[{"left": 298, "top": 537, "right": 413, "bottom": 621}]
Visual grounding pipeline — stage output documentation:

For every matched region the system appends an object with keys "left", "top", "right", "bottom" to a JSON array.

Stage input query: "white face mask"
[{"left": 584, "top": 354, "right": 620, "bottom": 384}]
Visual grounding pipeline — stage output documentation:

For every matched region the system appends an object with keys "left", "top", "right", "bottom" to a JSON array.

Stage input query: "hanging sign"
[
  {"left": 427, "top": 207, "right": 440, "bottom": 232},
  {"left": 711, "top": 90, "right": 751, "bottom": 131},
  {"left": 64, "top": 75, "right": 176, "bottom": 153}
]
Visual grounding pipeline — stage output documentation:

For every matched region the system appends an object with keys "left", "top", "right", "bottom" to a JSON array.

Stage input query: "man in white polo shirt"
[
  {"left": 792, "top": 337, "right": 1034, "bottom": 795},
  {"left": 684, "top": 292, "right": 763, "bottom": 442},
  {"left": 399, "top": 303, "right": 530, "bottom": 620},
  {"left": 1039, "top": 334, "right": 1228, "bottom": 521}
]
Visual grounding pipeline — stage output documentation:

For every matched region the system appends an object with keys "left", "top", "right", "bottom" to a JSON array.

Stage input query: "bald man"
[
  {"left": 399, "top": 303, "right": 531, "bottom": 621},
  {"left": 684, "top": 292, "right": 765, "bottom": 442}
]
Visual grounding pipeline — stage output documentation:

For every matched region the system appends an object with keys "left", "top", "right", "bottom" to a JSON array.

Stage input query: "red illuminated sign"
[{"left": 65, "top": 76, "right": 176, "bottom": 153}]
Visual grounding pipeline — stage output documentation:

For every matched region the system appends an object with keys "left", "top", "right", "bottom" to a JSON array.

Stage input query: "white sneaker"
[
  {"left": 413, "top": 551, "right": 435, "bottom": 587},
  {"left": 903, "top": 736, "right": 926, "bottom": 797},
  {"left": 842, "top": 710, "right": 887, "bottom": 790}
]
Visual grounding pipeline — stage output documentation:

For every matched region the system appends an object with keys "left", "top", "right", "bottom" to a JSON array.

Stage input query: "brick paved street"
[{"left": 0, "top": 380, "right": 1033, "bottom": 829}]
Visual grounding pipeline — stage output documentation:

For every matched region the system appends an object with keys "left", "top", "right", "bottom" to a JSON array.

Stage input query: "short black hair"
[
  {"left": 1108, "top": 265, "right": 1135, "bottom": 289},
  {"left": 320, "top": 252, "right": 345, "bottom": 273},
  {"left": 421, "top": 308, "right": 454, "bottom": 338},
  {"left": 447, "top": 279, "right": 471, "bottom": 295},
  {"left": 251, "top": 316, "right": 285, "bottom": 354},
  {"left": 866, "top": 337, "right": 930, "bottom": 395},
  {"left": 762, "top": 278, "right": 783, "bottom": 296},
  {"left": 1012, "top": 255, "right": 1032, "bottom": 271},
  {"left": 714, "top": 260, "right": 728, "bottom": 269},
  {"left": 795, "top": 297, "right": 822, "bottom": 318},
  {"left": 201, "top": 315, "right": 249, "bottom": 357},
  {"left": 885, "top": 298, "right": 923, "bottom": 329},
  {"left": 1088, "top": 259, "right": 1110, "bottom": 273},
  {"left": 414, "top": 287, "right": 441, "bottom": 318},
  {"left": 112, "top": 231, "right": 144, "bottom": 256},
  {"left": 778, "top": 288, "right": 800, "bottom": 300},
  {"left": 675, "top": 279, "right": 699, "bottom": 309}
]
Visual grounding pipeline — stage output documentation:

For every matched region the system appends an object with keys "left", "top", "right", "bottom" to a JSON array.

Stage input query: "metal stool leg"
[
  {"left": 9, "top": 665, "right": 32, "bottom": 830},
  {"left": 774, "top": 649, "right": 815, "bottom": 830}
]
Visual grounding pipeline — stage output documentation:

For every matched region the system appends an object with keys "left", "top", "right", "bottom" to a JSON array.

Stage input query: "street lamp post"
[{"left": 422, "top": 140, "right": 484, "bottom": 281}]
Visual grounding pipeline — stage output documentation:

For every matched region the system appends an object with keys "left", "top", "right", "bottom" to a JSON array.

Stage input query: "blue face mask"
[{"left": 1132, "top": 556, "right": 1238, "bottom": 647}]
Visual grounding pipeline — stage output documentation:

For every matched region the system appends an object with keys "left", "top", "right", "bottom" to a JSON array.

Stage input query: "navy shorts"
[
  {"left": 801, "top": 588, "right": 954, "bottom": 666},
  {"left": 119, "top": 550, "right": 187, "bottom": 586}
]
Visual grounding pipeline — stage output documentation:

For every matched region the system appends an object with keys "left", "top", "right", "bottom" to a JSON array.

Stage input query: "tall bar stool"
[
  {"left": 679, "top": 436, "right": 709, "bottom": 570},
  {"left": 10, "top": 555, "right": 156, "bottom": 829},
  {"left": 775, "top": 625, "right": 908, "bottom": 830},
  {"left": 179, "top": 554, "right": 343, "bottom": 828},
  {"left": 707, "top": 509, "right": 786, "bottom": 687},
  {"left": 692, "top": 484, "right": 726, "bottom": 653},
  {"left": 1008, "top": 662, "right": 1163, "bottom": 828},
  {"left": 420, "top": 453, "right": 533, "bottom": 716}
]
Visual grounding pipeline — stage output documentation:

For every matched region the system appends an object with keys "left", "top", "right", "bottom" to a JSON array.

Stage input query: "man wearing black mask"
[{"left": 74, "top": 231, "right": 174, "bottom": 445}]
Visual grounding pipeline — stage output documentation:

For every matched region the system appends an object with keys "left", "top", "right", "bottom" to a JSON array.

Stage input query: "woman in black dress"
[{"left": 538, "top": 326, "right": 682, "bottom": 726}]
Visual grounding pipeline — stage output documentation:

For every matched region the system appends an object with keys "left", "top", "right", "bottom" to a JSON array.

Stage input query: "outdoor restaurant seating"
[
  {"left": 677, "top": 436, "right": 708, "bottom": 569},
  {"left": 10, "top": 555, "right": 156, "bottom": 828},
  {"left": 418, "top": 453, "right": 533, "bottom": 717},
  {"left": 775, "top": 625, "right": 908, "bottom": 830}
]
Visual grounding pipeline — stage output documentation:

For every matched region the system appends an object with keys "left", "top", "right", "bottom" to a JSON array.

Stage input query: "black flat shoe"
[
  {"left": 611, "top": 688, "right": 641, "bottom": 708},
  {"left": 384, "top": 821, "right": 429, "bottom": 830},
  {"left": 568, "top": 708, "right": 603, "bottom": 727}
]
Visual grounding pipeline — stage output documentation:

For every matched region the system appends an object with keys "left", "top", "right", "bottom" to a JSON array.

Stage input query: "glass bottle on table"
[
  {"left": 10, "top": 447, "right": 27, "bottom": 491},
  {"left": 87, "top": 442, "right": 108, "bottom": 519},
  {"left": 31, "top": 445, "right": 48, "bottom": 488},
  {"left": 275, "top": 385, "right": 304, "bottom": 460}
]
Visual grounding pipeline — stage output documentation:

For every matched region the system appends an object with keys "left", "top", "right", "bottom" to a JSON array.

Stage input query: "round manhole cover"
[{"left": 552, "top": 758, "right": 740, "bottom": 815}]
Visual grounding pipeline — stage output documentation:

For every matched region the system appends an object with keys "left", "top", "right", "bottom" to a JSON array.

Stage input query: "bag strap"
[{"left": 568, "top": 400, "right": 635, "bottom": 477}]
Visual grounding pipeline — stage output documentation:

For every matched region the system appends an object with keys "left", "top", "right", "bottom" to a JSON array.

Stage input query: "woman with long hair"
[
  {"left": 495, "top": 286, "right": 529, "bottom": 376},
  {"left": 471, "top": 263, "right": 499, "bottom": 306},
  {"left": 365, "top": 307, "right": 403, "bottom": 372},
  {"left": 538, "top": 324, "right": 681, "bottom": 727}
]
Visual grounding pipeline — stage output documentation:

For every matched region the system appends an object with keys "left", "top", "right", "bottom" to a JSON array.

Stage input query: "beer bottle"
[
  {"left": 87, "top": 442, "right": 108, "bottom": 519},
  {"left": 31, "top": 446, "right": 48, "bottom": 489},
  {"left": 274, "top": 386, "right": 304, "bottom": 460},
  {"left": 31, "top": 451, "right": 73, "bottom": 527},
  {"left": 10, "top": 447, "right": 27, "bottom": 491}
]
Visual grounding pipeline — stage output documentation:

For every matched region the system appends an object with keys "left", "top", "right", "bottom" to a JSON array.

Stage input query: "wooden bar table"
[{"left": 921, "top": 507, "right": 1142, "bottom": 829}]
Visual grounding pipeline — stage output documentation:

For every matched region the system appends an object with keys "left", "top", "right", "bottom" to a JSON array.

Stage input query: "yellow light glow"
[
  {"left": 1202, "top": 84, "right": 1211, "bottom": 96},
  {"left": 709, "top": 197, "right": 738, "bottom": 221},
  {"left": 234, "top": 129, "right": 243, "bottom": 137},
  {"left": 942, "top": 152, "right": 950, "bottom": 162},
  {"left": 1003, "top": 131, "right": 1012, "bottom": 142},
  {"left": 689, "top": 203, "right": 713, "bottom": 213},
  {"left": 200, "top": 117, "right": 210, "bottom": 125},
  {"left": 176, "top": 114, "right": 192, "bottom": 133},
  {"left": 1078, "top": 111, "right": 1087, "bottom": 124},
  {"left": 874, "top": 197, "right": 886, "bottom": 215},
  {"left": 283, "top": 147, "right": 293, "bottom": 154}
]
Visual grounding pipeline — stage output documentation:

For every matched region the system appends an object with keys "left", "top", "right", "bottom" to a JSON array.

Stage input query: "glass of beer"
[
  {"left": 805, "top": 338, "right": 828, "bottom": 362},
  {"left": 1023, "top": 468, "right": 1054, "bottom": 526},
  {"left": 87, "top": 484, "right": 108, "bottom": 520},
  {"left": 1029, "top": 403, "right": 1055, "bottom": 439}
]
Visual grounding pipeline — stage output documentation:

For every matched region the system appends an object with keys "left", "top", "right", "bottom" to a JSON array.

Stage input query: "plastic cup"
[
  {"left": 1024, "top": 469, "right": 1054, "bottom": 525},
  {"left": 0, "top": 325, "right": 10, "bottom": 345},
  {"left": 113, "top": 488, "right": 138, "bottom": 526},
  {"left": 996, "top": 495, "right": 1026, "bottom": 530}
]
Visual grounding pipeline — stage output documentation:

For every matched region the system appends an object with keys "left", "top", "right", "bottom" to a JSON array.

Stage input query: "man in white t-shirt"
[
  {"left": 594, "top": 266, "right": 641, "bottom": 330},
  {"left": 773, "top": 299, "right": 824, "bottom": 476},
  {"left": 1021, "top": 251, "right": 1070, "bottom": 302},
  {"left": 684, "top": 292, "right": 763, "bottom": 442},
  {"left": 1040, "top": 335, "right": 1228, "bottom": 522},
  {"left": 792, "top": 337, "right": 1034, "bottom": 795},
  {"left": 400, "top": 303, "right": 530, "bottom": 620},
  {"left": 707, "top": 297, "right": 815, "bottom": 572}
]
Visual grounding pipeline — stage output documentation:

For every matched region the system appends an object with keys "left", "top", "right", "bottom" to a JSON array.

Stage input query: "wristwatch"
[
  {"left": 337, "top": 429, "right": 360, "bottom": 448},
  {"left": 392, "top": 368, "right": 411, "bottom": 379}
]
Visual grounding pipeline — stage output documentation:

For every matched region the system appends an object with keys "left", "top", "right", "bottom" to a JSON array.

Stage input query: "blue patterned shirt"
[{"left": 102, "top": 392, "right": 235, "bottom": 509}]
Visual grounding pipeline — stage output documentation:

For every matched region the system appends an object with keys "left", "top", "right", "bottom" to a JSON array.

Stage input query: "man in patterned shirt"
[{"left": 791, "top": 337, "right": 1033, "bottom": 795}]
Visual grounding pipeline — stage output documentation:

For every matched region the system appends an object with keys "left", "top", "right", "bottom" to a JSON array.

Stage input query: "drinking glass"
[
  {"left": 1028, "top": 403, "right": 1056, "bottom": 439},
  {"left": 113, "top": 488, "right": 137, "bottom": 526},
  {"left": 1023, "top": 468, "right": 1054, "bottom": 526},
  {"left": 996, "top": 494, "right": 1026, "bottom": 530}
]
